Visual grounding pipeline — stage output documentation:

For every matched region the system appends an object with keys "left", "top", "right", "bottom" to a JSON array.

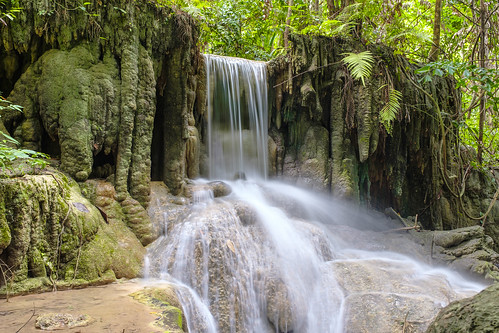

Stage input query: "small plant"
[
  {"left": 0, "top": 96, "right": 49, "bottom": 172},
  {"left": 0, "top": 0, "right": 22, "bottom": 26},
  {"left": 379, "top": 86, "right": 402, "bottom": 134},
  {"left": 342, "top": 51, "right": 374, "bottom": 86}
]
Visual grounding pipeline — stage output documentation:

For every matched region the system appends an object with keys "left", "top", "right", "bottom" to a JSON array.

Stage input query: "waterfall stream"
[{"left": 145, "top": 55, "right": 486, "bottom": 333}]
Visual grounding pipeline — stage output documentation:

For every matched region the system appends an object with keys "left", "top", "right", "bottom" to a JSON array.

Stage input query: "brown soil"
[{"left": 0, "top": 280, "right": 162, "bottom": 333}]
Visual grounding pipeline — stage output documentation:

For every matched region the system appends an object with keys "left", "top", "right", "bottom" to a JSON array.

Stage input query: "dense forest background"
[
  {"left": 168, "top": 0, "right": 498, "bottom": 170},
  {"left": 1, "top": 0, "right": 498, "bottom": 172}
]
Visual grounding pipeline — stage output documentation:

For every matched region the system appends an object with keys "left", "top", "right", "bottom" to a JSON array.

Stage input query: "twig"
[
  {"left": 0, "top": 259, "right": 15, "bottom": 302},
  {"left": 402, "top": 311, "right": 409, "bottom": 332},
  {"left": 15, "top": 303, "right": 36, "bottom": 333},
  {"left": 382, "top": 225, "right": 421, "bottom": 233}
]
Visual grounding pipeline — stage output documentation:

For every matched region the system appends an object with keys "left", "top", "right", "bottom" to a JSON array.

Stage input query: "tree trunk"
[
  {"left": 284, "top": 0, "right": 294, "bottom": 50},
  {"left": 428, "top": 0, "right": 442, "bottom": 61},
  {"left": 477, "top": 0, "right": 487, "bottom": 164}
]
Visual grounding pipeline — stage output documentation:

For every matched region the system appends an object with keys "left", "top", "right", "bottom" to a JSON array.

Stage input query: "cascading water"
[
  {"left": 145, "top": 55, "right": 486, "bottom": 333},
  {"left": 205, "top": 54, "right": 268, "bottom": 180}
]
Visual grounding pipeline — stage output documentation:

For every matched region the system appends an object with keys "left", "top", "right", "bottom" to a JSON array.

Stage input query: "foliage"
[
  {"left": 417, "top": 61, "right": 499, "bottom": 167},
  {"left": 0, "top": 0, "right": 21, "bottom": 26},
  {"left": 379, "top": 87, "right": 402, "bottom": 134},
  {"left": 341, "top": 51, "right": 374, "bottom": 86},
  {"left": 0, "top": 97, "right": 49, "bottom": 172}
]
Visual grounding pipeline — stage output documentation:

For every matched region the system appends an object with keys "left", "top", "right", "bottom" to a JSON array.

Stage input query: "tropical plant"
[
  {"left": 0, "top": 0, "right": 21, "bottom": 26},
  {"left": 0, "top": 96, "right": 49, "bottom": 172},
  {"left": 341, "top": 51, "right": 374, "bottom": 86},
  {"left": 379, "top": 87, "right": 402, "bottom": 134}
]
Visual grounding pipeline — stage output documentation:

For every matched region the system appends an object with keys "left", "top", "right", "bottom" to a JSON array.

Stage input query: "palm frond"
[
  {"left": 342, "top": 51, "right": 374, "bottom": 86},
  {"left": 380, "top": 88, "right": 402, "bottom": 134}
]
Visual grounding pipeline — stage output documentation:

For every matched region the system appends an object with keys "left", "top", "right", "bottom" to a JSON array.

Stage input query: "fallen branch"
[{"left": 383, "top": 213, "right": 421, "bottom": 233}]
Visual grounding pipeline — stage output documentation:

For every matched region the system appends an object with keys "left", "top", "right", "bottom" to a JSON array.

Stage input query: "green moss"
[
  {"left": 130, "top": 287, "right": 185, "bottom": 333},
  {"left": 427, "top": 283, "right": 499, "bottom": 333},
  {"left": 0, "top": 172, "right": 145, "bottom": 294},
  {"left": 0, "top": 211, "right": 11, "bottom": 253}
]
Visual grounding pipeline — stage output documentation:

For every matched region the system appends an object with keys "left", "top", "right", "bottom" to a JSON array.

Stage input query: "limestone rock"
[
  {"left": 265, "top": 277, "right": 297, "bottom": 332},
  {"left": 427, "top": 283, "right": 499, "bottom": 333},
  {"left": 3, "top": 0, "right": 201, "bottom": 205},
  {"left": 81, "top": 179, "right": 155, "bottom": 246},
  {"left": 130, "top": 286, "right": 185, "bottom": 333},
  {"left": 429, "top": 226, "right": 499, "bottom": 281},
  {"left": 208, "top": 181, "right": 232, "bottom": 198},
  {"left": 36, "top": 313, "right": 92, "bottom": 330},
  {"left": 0, "top": 172, "right": 145, "bottom": 296}
]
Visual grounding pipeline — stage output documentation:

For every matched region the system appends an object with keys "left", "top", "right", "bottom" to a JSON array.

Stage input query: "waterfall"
[
  {"left": 205, "top": 54, "right": 268, "bottom": 180},
  {"left": 145, "top": 55, "right": 486, "bottom": 333}
]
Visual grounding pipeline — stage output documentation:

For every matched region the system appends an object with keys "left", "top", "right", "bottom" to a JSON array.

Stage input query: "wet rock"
[
  {"left": 233, "top": 201, "right": 259, "bottom": 226},
  {"left": 130, "top": 286, "right": 185, "bottom": 333},
  {"left": 186, "top": 125, "right": 200, "bottom": 179},
  {"left": 234, "top": 171, "right": 247, "bottom": 180},
  {"left": 35, "top": 313, "right": 92, "bottom": 330},
  {"left": 147, "top": 182, "right": 190, "bottom": 237},
  {"left": 282, "top": 124, "right": 330, "bottom": 191},
  {"left": 332, "top": 256, "right": 471, "bottom": 333},
  {"left": 427, "top": 283, "right": 499, "bottom": 333},
  {"left": 208, "top": 181, "right": 232, "bottom": 197},
  {"left": 345, "top": 293, "right": 440, "bottom": 333},
  {"left": 265, "top": 277, "right": 296, "bottom": 333},
  {"left": 433, "top": 226, "right": 484, "bottom": 248}
]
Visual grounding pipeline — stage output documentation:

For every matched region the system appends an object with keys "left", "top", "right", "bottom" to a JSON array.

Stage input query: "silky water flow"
[{"left": 144, "top": 55, "right": 486, "bottom": 333}]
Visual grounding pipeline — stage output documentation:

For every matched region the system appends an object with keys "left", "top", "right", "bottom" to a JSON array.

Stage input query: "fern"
[
  {"left": 379, "top": 88, "right": 402, "bottom": 134},
  {"left": 342, "top": 51, "right": 374, "bottom": 86}
]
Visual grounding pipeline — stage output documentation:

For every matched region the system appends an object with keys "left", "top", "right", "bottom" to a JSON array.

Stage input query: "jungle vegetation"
[
  {"left": 160, "top": 0, "right": 498, "bottom": 172},
  {"left": 0, "top": 0, "right": 498, "bottom": 172}
]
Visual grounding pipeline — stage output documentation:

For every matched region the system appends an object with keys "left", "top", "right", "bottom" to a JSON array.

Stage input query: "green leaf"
[
  {"left": 379, "top": 88, "right": 402, "bottom": 135},
  {"left": 341, "top": 51, "right": 374, "bottom": 86}
]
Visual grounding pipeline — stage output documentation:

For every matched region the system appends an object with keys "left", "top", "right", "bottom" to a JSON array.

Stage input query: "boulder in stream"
[{"left": 427, "top": 282, "right": 499, "bottom": 333}]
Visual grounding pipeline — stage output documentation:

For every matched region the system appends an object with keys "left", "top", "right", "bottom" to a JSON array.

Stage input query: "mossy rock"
[
  {"left": 130, "top": 286, "right": 186, "bottom": 333},
  {"left": 427, "top": 283, "right": 499, "bottom": 333},
  {"left": 0, "top": 172, "right": 145, "bottom": 297}
]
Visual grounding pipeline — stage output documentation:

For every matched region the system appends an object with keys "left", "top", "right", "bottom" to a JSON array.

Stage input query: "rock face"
[
  {"left": 430, "top": 226, "right": 499, "bottom": 281},
  {"left": 0, "top": 0, "right": 202, "bottom": 204},
  {"left": 267, "top": 35, "right": 499, "bottom": 241},
  {"left": 0, "top": 171, "right": 145, "bottom": 296},
  {"left": 426, "top": 283, "right": 499, "bottom": 333}
]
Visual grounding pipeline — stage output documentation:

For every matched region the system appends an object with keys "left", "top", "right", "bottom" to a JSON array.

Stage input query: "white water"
[
  {"left": 145, "top": 55, "right": 486, "bottom": 332},
  {"left": 205, "top": 54, "right": 268, "bottom": 180}
]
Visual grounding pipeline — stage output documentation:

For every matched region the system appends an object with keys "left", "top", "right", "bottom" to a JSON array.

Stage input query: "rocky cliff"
[
  {"left": 267, "top": 35, "right": 499, "bottom": 241},
  {"left": 1, "top": 0, "right": 202, "bottom": 204}
]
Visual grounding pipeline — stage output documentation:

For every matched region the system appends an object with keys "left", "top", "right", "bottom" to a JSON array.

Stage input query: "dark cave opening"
[
  {"left": 90, "top": 150, "right": 116, "bottom": 179},
  {"left": 41, "top": 129, "right": 61, "bottom": 159},
  {"left": 150, "top": 89, "right": 165, "bottom": 182}
]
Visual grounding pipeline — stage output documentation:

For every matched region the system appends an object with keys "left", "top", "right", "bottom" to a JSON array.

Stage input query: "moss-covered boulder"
[
  {"left": 130, "top": 286, "right": 186, "bottom": 333},
  {"left": 81, "top": 179, "right": 156, "bottom": 246},
  {"left": 0, "top": 171, "right": 145, "bottom": 296},
  {"left": 426, "top": 283, "right": 499, "bottom": 333}
]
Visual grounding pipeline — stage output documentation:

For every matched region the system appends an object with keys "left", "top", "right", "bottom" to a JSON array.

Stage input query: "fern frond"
[
  {"left": 342, "top": 51, "right": 374, "bottom": 86},
  {"left": 380, "top": 88, "right": 402, "bottom": 134}
]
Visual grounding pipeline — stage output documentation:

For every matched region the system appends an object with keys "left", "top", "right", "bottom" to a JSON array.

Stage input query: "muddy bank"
[{"left": 0, "top": 280, "right": 162, "bottom": 333}]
